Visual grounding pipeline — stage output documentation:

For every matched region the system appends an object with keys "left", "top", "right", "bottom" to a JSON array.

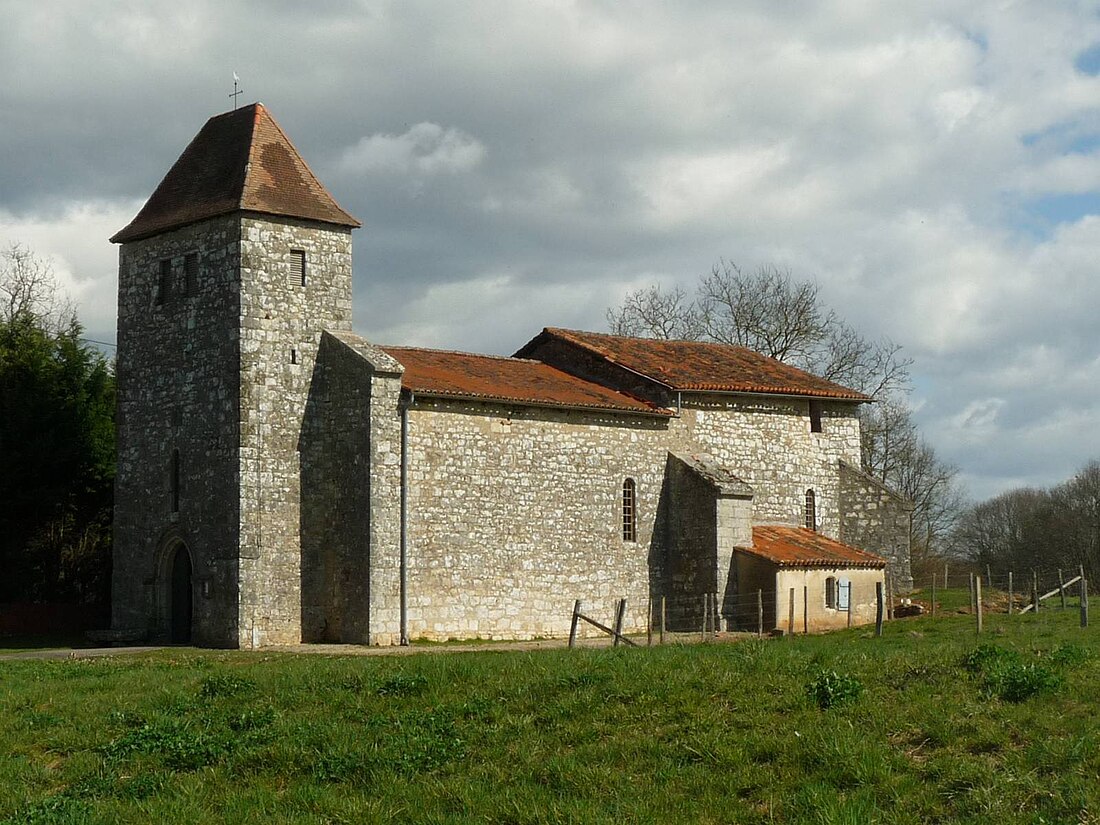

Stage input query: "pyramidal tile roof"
[
  {"left": 381, "top": 345, "right": 671, "bottom": 416},
  {"left": 517, "top": 328, "right": 869, "bottom": 401},
  {"left": 111, "top": 103, "right": 359, "bottom": 243}
]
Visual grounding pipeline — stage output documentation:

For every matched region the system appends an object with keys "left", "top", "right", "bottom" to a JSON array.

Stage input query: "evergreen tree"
[{"left": 0, "top": 245, "right": 115, "bottom": 604}]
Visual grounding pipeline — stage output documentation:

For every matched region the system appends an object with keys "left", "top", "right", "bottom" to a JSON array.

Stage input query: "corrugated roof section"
[
  {"left": 738, "top": 525, "right": 886, "bottom": 568},
  {"left": 521, "top": 328, "right": 869, "bottom": 401},
  {"left": 382, "top": 346, "right": 671, "bottom": 416},
  {"left": 111, "top": 103, "right": 359, "bottom": 243}
]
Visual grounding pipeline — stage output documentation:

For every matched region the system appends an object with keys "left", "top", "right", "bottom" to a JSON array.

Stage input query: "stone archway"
[{"left": 167, "top": 542, "right": 193, "bottom": 644}]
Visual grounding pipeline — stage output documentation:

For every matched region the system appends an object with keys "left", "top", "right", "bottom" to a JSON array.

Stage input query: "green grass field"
[{"left": 2, "top": 608, "right": 1098, "bottom": 823}]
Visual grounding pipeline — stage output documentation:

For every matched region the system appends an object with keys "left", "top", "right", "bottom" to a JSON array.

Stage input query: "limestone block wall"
[
  {"left": 399, "top": 393, "right": 870, "bottom": 642},
  {"left": 237, "top": 216, "right": 353, "bottom": 647},
  {"left": 301, "top": 331, "right": 404, "bottom": 645},
  {"left": 838, "top": 461, "right": 914, "bottom": 592},
  {"left": 680, "top": 396, "right": 862, "bottom": 538},
  {"left": 113, "top": 216, "right": 243, "bottom": 647},
  {"left": 404, "top": 401, "right": 673, "bottom": 640}
]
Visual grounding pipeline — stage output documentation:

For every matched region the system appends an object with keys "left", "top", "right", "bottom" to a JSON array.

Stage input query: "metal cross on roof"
[{"left": 229, "top": 72, "right": 243, "bottom": 109}]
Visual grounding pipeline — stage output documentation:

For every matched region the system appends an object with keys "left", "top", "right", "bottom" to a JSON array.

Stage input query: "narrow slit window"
[
  {"left": 157, "top": 259, "right": 172, "bottom": 306},
  {"left": 184, "top": 252, "right": 199, "bottom": 297},
  {"left": 809, "top": 399, "right": 823, "bottom": 433},
  {"left": 170, "top": 449, "right": 181, "bottom": 514},
  {"left": 290, "top": 250, "right": 306, "bottom": 287},
  {"left": 622, "top": 478, "right": 637, "bottom": 542},
  {"left": 805, "top": 489, "right": 816, "bottom": 531},
  {"left": 291, "top": 348, "right": 298, "bottom": 365}
]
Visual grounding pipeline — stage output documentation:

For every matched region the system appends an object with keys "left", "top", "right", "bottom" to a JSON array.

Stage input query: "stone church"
[{"left": 110, "top": 103, "right": 911, "bottom": 648}]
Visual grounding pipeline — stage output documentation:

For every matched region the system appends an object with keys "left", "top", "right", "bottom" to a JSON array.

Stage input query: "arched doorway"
[{"left": 169, "top": 544, "right": 193, "bottom": 643}]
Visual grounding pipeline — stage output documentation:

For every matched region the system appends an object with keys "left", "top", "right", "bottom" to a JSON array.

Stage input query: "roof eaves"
[{"left": 408, "top": 389, "right": 673, "bottom": 417}]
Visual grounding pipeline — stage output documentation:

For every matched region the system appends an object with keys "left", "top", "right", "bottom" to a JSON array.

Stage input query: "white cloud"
[
  {"left": 337, "top": 123, "right": 486, "bottom": 177},
  {"left": 0, "top": 199, "right": 138, "bottom": 342}
]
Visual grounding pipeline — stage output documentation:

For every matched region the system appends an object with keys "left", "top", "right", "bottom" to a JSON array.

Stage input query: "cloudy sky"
[{"left": 2, "top": 1, "right": 1099, "bottom": 501}]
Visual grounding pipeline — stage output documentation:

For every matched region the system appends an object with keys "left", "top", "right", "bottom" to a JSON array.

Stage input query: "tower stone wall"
[
  {"left": 236, "top": 216, "right": 353, "bottom": 648},
  {"left": 113, "top": 216, "right": 243, "bottom": 647},
  {"left": 112, "top": 213, "right": 353, "bottom": 647}
]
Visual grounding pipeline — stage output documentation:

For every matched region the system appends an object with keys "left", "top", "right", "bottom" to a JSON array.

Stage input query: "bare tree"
[
  {"left": 606, "top": 283, "right": 702, "bottom": 340},
  {"left": 607, "top": 261, "right": 910, "bottom": 399},
  {"left": 1, "top": 243, "right": 75, "bottom": 333}
]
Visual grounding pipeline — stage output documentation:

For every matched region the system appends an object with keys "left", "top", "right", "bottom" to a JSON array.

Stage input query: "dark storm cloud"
[{"left": 3, "top": 0, "right": 1100, "bottom": 501}]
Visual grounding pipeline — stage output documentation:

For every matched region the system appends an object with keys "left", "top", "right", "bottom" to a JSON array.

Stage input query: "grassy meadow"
[{"left": 2, "top": 602, "right": 1099, "bottom": 823}]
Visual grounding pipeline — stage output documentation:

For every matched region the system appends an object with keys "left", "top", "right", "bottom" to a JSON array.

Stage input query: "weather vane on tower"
[{"left": 230, "top": 72, "right": 243, "bottom": 109}]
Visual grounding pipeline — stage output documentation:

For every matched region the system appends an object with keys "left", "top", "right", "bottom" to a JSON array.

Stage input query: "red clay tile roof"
[
  {"left": 519, "top": 328, "right": 869, "bottom": 401},
  {"left": 382, "top": 346, "right": 671, "bottom": 416},
  {"left": 111, "top": 103, "right": 359, "bottom": 243},
  {"left": 738, "top": 526, "right": 886, "bottom": 569}
]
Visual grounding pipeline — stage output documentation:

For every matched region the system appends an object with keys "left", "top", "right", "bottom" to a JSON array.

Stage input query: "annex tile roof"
[
  {"left": 111, "top": 103, "right": 359, "bottom": 243},
  {"left": 739, "top": 526, "right": 886, "bottom": 569},
  {"left": 382, "top": 346, "right": 671, "bottom": 416},
  {"left": 518, "top": 328, "right": 869, "bottom": 401}
]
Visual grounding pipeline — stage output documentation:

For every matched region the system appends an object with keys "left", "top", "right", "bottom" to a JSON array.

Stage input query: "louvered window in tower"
[
  {"left": 805, "top": 489, "right": 816, "bottom": 531},
  {"left": 157, "top": 259, "right": 172, "bottom": 306},
  {"left": 290, "top": 250, "right": 306, "bottom": 287}
]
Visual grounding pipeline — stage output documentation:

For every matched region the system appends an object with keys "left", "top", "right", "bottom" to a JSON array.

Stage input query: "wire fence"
[{"left": 569, "top": 563, "right": 1092, "bottom": 649}]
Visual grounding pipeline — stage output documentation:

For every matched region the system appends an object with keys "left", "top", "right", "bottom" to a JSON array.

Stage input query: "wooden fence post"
[
  {"left": 613, "top": 598, "right": 627, "bottom": 647},
  {"left": 969, "top": 572, "right": 975, "bottom": 613},
  {"left": 931, "top": 572, "right": 937, "bottom": 618},
  {"left": 569, "top": 599, "right": 581, "bottom": 648},
  {"left": 975, "top": 576, "right": 983, "bottom": 635},
  {"left": 700, "top": 593, "right": 708, "bottom": 642},
  {"left": 944, "top": 563, "right": 949, "bottom": 589},
  {"left": 1081, "top": 577, "right": 1089, "bottom": 628},
  {"left": 875, "top": 581, "right": 884, "bottom": 637},
  {"left": 1058, "top": 569, "right": 1066, "bottom": 610},
  {"left": 788, "top": 587, "right": 795, "bottom": 638},
  {"left": 1008, "top": 571, "right": 1013, "bottom": 616},
  {"left": 756, "top": 589, "right": 763, "bottom": 637},
  {"left": 660, "top": 596, "right": 666, "bottom": 645},
  {"left": 1033, "top": 570, "right": 1040, "bottom": 613}
]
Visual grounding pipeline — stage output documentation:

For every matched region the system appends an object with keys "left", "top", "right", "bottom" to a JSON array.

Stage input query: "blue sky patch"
[
  {"left": 1075, "top": 43, "right": 1100, "bottom": 75},
  {"left": 1022, "top": 192, "right": 1100, "bottom": 236}
]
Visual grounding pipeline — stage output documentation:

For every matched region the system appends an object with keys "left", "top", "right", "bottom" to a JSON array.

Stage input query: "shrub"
[
  {"left": 807, "top": 670, "right": 863, "bottom": 709},
  {"left": 1049, "top": 643, "right": 1089, "bottom": 668},
  {"left": 376, "top": 672, "right": 428, "bottom": 697},
  {"left": 962, "top": 644, "right": 1018, "bottom": 675},
  {"left": 198, "top": 673, "right": 255, "bottom": 699},
  {"left": 986, "top": 663, "right": 1062, "bottom": 703}
]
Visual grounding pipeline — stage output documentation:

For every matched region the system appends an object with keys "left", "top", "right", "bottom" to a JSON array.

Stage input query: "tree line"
[
  {"left": 951, "top": 460, "right": 1100, "bottom": 583},
  {"left": 607, "top": 261, "right": 965, "bottom": 572},
  {"left": 0, "top": 244, "right": 115, "bottom": 606}
]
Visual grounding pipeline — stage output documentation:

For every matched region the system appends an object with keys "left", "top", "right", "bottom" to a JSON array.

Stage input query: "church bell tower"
[{"left": 110, "top": 103, "right": 360, "bottom": 647}]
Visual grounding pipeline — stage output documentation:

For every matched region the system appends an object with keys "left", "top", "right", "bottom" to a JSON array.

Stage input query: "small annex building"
[{"left": 109, "top": 103, "right": 912, "bottom": 648}]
